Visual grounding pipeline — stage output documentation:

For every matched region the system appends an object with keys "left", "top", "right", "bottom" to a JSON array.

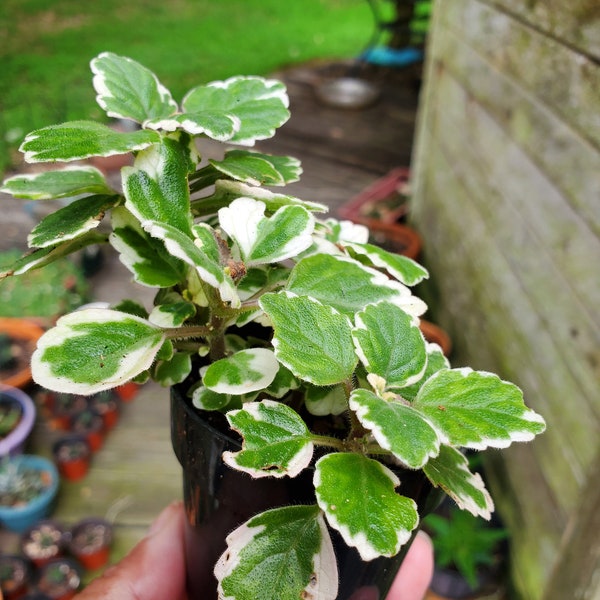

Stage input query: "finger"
[
  {"left": 75, "top": 501, "right": 187, "bottom": 600},
  {"left": 387, "top": 531, "right": 434, "bottom": 600}
]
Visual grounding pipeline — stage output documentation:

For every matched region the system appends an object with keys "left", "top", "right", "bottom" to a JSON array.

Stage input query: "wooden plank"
[
  {"left": 428, "top": 14, "right": 600, "bottom": 237},
  {"left": 438, "top": 0, "right": 600, "bottom": 150},
  {"left": 482, "top": 0, "right": 600, "bottom": 59}
]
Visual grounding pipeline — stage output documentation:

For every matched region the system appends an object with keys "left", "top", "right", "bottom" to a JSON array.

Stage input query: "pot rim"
[{"left": 0, "top": 384, "right": 37, "bottom": 456}]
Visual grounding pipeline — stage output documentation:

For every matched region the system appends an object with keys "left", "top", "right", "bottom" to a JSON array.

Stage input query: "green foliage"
[
  {"left": 0, "top": 53, "right": 546, "bottom": 600},
  {"left": 424, "top": 507, "right": 508, "bottom": 588}
]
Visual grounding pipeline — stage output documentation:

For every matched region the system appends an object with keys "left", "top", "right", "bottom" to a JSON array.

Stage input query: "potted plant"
[
  {"left": 69, "top": 408, "right": 105, "bottom": 453},
  {"left": 0, "top": 385, "right": 36, "bottom": 456},
  {"left": 0, "top": 554, "right": 34, "bottom": 600},
  {"left": 0, "top": 319, "right": 45, "bottom": 389},
  {"left": 0, "top": 455, "right": 59, "bottom": 532},
  {"left": 21, "top": 519, "right": 67, "bottom": 568},
  {"left": 35, "top": 558, "right": 82, "bottom": 600},
  {"left": 52, "top": 435, "right": 92, "bottom": 482},
  {"left": 68, "top": 517, "right": 113, "bottom": 571},
  {"left": 0, "top": 52, "right": 546, "bottom": 599}
]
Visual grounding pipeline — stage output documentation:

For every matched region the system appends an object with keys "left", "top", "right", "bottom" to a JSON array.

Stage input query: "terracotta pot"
[
  {"left": 419, "top": 320, "right": 452, "bottom": 357},
  {"left": 70, "top": 409, "right": 105, "bottom": 453},
  {"left": 0, "top": 554, "right": 33, "bottom": 600},
  {"left": 115, "top": 382, "right": 140, "bottom": 402},
  {"left": 89, "top": 390, "right": 120, "bottom": 430},
  {"left": 0, "top": 318, "right": 44, "bottom": 389},
  {"left": 52, "top": 435, "right": 91, "bottom": 481},
  {"left": 362, "top": 218, "right": 423, "bottom": 260},
  {"left": 36, "top": 558, "right": 82, "bottom": 600},
  {"left": 171, "top": 388, "right": 443, "bottom": 599},
  {"left": 42, "top": 392, "right": 87, "bottom": 432},
  {"left": 68, "top": 518, "right": 113, "bottom": 571}
]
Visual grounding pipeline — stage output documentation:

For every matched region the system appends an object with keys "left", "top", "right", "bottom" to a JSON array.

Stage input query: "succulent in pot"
[{"left": 0, "top": 52, "right": 547, "bottom": 599}]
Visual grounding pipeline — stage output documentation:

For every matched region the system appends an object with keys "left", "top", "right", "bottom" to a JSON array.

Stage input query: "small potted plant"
[
  {"left": 40, "top": 392, "right": 87, "bottom": 432},
  {"left": 68, "top": 517, "right": 113, "bottom": 571},
  {"left": 0, "top": 554, "right": 34, "bottom": 600},
  {"left": 0, "top": 52, "right": 546, "bottom": 599},
  {"left": 52, "top": 435, "right": 92, "bottom": 482},
  {"left": 35, "top": 558, "right": 82, "bottom": 600},
  {"left": 88, "top": 390, "right": 120, "bottom": 430},
  {"left": 0, "top": 319, "right": 45, "bottom": 390},
  {"left": 21, "top": 519, "right": 67, "bottom": 568},
  {"left": 0, "top": 455, "right": 60, "bottom": 532},
  {"left": 69, "top": 408, "right": 105, "bottom": 453},
  {"left": 0, "top": 385, "right": 36, "bottom": 456}
]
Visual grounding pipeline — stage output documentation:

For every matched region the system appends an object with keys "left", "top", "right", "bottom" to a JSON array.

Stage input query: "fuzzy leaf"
[
  {"left": 192, "top": 386, "right": 234, "bottom": 411},
  {"left": 180, "top": 76, "right": 290, "bottom": 145},
  {"left": 110, "top": 207, "right": 187, "bottom": 287},
  {"left": 352, "top": 301, "right": 427, "bottom": 390},
  {"left": 149, "top": 301, "right": 196, "bottom": 327},
  {"left": 219, "top": 197, "right": 314, "bottom": 266},
  {"left": 28, "top": 194, "right": 120, "bottom": 248},
  {"left": 0, "top": 166, "right": 112, "bottom": 200},
  {"left": 346, "top": 242, "right": 429, "bottom": 286},
  {"left": 413, "top": 368, "right": 547, "bottom": 450},
  {"left": 260, "top": 292, "right": 357, "bottom": 385},
  {"left": 423, "top": 445, "right": 494, "bottom": 519},
  {"left": 210, "top": 150, "right": 301, "bottom": 186},
  {"left": 203, "top": 349, "right": 279, "bottom": 395},
  {"left": 314, "top": 453, "right": 418, "bottom": 560},
  {"left": 152, "top": 352, "right": 192, "bottom": 387},
  {"left": 91, "top": 52, "right": 178, "bottom": 123},
  {"left": 215, "top": 505, "right": 337, "bottom": 600},
  {"left": 32, "top": 309, "right": 165, "bottom": 394},
  {"left": 287, "top": 254, "right": 427, "bottom": 318},
  {"left": 144, "top": 220, "right": 239, "bottom": 307},
  {"left": 123, "top": 138, "right": 194, "bottom": 235},
  {"left": 349, "top": 389, "right": 440, "bottom": 469},
  {"left": 223, "top": 400, "right": 313, "bottom": 478},
  {"left": 20, "top": 121, "right": 159, "bottom": 163},
  {"left": 305, "top": 384, "right": 348, "bottom": 416}
]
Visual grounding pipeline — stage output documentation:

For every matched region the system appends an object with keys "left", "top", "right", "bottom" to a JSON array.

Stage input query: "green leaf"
[
  {"left": 32, "top": 309, "right": 165, "bottom": 394},
  {"left": 352, "top": 301, "right": 427, "bottom": 391},
  {"left": 423, "top": 445, "right": 494, "bottom": 519},
  {"left": 287, "top": 254, "right": 427, "bottom": 318},
  {"left": 305, "top": 384, "right": 348, "bottom": 416},
  {"left": 28, "top": 194, "right": 120, "bottom": 248},
  {"left": 210, "top": 150, "right": 301, "bottom": 186},
  {"left": 260, "top": 292, "right": 357, "bottom": 385},
  {"left": 223, "top": 400, "right": 313, "bottom": 478},
  {"left": 314, "top": 453, "right": 419, "bottom": 560},
  {"left": 123, "top": 138, "right": 193, "bottom": 235},
  {"left": 110, "top": 207, "right": 188, "bottom": 287},
  {"left": 180, "top": 76, "right": 290, "bottom": 145},
  {"left": 149, "top": 300, "right": 196, "bottom": 327},
  {"left": 413, "top": 368, "right": 547, "bottom": 450},
  {"left": 346, "top": 242, "right": 429, "bottom": 286},
  {"left": 20, "top": 121, "right": 159, "bottom": 163},
  {"left": 399, "top": 343, "right": 451, "bottom": 402},
  {"left": 215, "top": 505, "right": 337, "bottom": 600},
  {"left": 152, "top": 352, "right": 192, "bottom": 387},
  {"left": 192, "top": 386, "right": 234, "bottom": 411},
  {"left": 1, "top": 166, "right": 112, "bottom": 200},
  {"left": 218, "top": 197, "right": 314, "bottom": 266},
  {"left": 144, "top": 220, "right": 239, "bottom": 307},
  {"left": 349, "top": 389, "right": 440, "bottom": 469},
  {"left": 91, "top": 52, "right": 178, "bottom": 123},
  {"left": 203, "top": 349, "right": 279, "bottom": 395}
]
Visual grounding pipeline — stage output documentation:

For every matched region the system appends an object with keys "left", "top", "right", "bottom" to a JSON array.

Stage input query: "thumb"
[{"left": 75, "top": 501, "right": 187, "bottom": 600}]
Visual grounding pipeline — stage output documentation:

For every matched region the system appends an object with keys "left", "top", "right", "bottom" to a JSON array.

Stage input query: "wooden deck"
[{"left": 0, "top": 59, "right": 421, "bottom": 578}]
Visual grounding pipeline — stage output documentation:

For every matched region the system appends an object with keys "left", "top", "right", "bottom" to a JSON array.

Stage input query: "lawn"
[{"left": 0, "top": 0, "right": 375, "bottom": 174}]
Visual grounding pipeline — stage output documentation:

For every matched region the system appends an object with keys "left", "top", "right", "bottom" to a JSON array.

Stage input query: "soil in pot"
[
  {"left": 171, "top": 388, "right": 443, "bottom": 600},
  {"left": 21, "top": 519, "right": 66, "bottom": 568},
  {"left": 68, "top": 518, "right": 113, "bottom": 570},
  {"left": 0, "top": 554, "right": 33, "bottom": 600},
  {"left": 36, "top": 558, "right": 82, "bottom": 600}
]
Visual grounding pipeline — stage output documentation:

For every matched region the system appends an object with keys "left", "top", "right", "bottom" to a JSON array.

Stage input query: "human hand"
[{"left": 75, "top": 503, "right": 433, "bottom": 600}]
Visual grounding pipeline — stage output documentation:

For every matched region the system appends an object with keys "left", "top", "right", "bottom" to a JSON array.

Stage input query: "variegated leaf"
[
  {"left": 218, "top": 197, "right": 314, "bottom": 266},
  {"left": 287, "top": 254, "right": 427, "bottom": 319},
  {"left": 32, "top": 309, "right": 165, "bottom": 394},
  {"left": 352, "top": 301, "right": 427, "bottom": 390},
  {"left": 223, "top": 400, "right": 313, "bottom": 478},
  {"left": 349, "top": 389, "right": 440, "bottom": 469},
  {"left": 259, "top": 292, "right": 357, "bottom": 386},
  {"left": 423, "top": 445, "right": 494, "bottom": 519},
  {"left": 149, "top": 301, "right": 196, "bottom": 327},
  {"left": 210, "top": 150, "right": 301, "bottom": 186},
  {"left": 305, "top": 384, "right": 348, "bottom": 416},
  {"left": 0, "top": 166, "right": 111, "bottom": 200},
  {"left": 152, "top": 351, "right": 192, "bottom": 387},
  {"left": 399, "top": 342, "right": 450, "bottom": 403},
  {"left": 28, "top": 194, "right": 120, "bottom": 248},
  {"left": 20, "top": 121, "right": 159, "bottom": 163},
  {"left": 203, "top": 348, "right": 279, "bottom": 395},
  {"left": 91, "top": 52, "right": 178, "bottom": 123},
  {"left": 413, "top": 368, "right": 547, "bottom": 450},
  {"left": 314, "top": 453, "right": 419, "bottom": 561},
  {"left": 215, "top": 505, "right": 337, "bottom": 600}
]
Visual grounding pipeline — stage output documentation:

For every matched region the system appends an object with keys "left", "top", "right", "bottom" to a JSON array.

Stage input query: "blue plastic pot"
[
  {"left": 0, "top": 384, "right": 36, "bottom": 456},
  {"left": 0, "top": 454, "right": 60, "bottom": 532}
]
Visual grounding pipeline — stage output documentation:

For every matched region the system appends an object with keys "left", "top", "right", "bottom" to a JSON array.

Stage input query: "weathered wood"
[{"left": 411, "top": 0, "right": 600, "bottom": 597}]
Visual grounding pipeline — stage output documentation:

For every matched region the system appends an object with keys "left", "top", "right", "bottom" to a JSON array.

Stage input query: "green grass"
[{"left": 0, "top": 0, "right": 374, "bottom": 175}]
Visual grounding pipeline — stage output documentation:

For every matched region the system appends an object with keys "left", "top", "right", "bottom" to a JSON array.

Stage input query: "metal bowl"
[{"left": 315, "top": 77, "right": 380, "bottom": 109}]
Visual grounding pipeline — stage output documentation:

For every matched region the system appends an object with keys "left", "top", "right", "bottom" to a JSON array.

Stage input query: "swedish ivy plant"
[{"left": 0, "top": 52, "right": 546, "bottom": 600}]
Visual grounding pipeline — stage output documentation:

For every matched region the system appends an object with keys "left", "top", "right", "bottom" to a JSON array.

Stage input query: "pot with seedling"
[{"left": 0, "top": 52, "right": 546, "bottom": 599}]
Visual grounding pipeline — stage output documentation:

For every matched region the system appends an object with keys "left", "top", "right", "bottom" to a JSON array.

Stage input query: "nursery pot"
[
  {"left": 0, "top": 384, "right": 36, "bottom": 456},
  {"left": 171, "top": 388, "right": 442, "bottom": 599}
]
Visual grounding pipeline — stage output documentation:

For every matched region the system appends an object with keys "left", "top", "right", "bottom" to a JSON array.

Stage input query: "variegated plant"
[{"left": 1, "top": 53, "right": 546, "bottom": 600}]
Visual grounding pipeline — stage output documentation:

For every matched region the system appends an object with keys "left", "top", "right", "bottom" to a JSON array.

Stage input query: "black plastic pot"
[{"left": 171, "top": 387, "right": 442, "bottom": 600}]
